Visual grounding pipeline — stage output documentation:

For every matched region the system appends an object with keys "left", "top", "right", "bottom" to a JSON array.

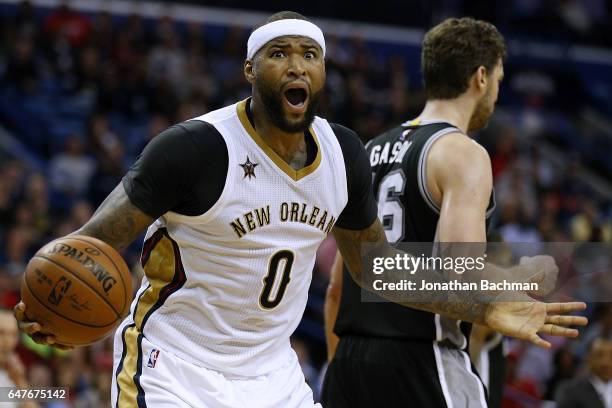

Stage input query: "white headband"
[{"left": 247, "top": 19, "right": 326, "bottom": 60}]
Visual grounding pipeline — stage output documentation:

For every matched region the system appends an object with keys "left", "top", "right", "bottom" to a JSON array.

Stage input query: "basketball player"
[
  {"left": 322, "top": 18, "right": 567, "bottom": 408},
  {"left": 14, "top": 12, "right": 586, "bottom": 408}
]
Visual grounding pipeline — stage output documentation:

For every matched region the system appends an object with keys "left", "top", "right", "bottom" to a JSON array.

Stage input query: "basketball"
[{"left": 21, "top": 235, "right": 132, "bottom": 346}]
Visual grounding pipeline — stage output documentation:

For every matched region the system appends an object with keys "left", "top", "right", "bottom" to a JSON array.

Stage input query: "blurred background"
[{"left": 0, "top": 0, "right": 610, "bottom": 407}]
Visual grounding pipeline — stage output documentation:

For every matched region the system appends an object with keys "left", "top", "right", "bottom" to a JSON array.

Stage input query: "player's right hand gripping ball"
[{"left": 21, "top": 235, "right": 132, "bottom": 346}]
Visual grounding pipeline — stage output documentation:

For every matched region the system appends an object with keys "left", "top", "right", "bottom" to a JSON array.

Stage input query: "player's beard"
[
  {"left": 256, "top": 79, "right": 321, "bottom": 133},
  {"left": 468, "top": 86, "right": 495, "bottom": 132}
]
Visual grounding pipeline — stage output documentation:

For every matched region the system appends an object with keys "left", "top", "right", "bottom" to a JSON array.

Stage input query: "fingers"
[
  {"left": 539, "top": 324, "right": 579, "bottom": 338},
  {"left": 13, "top": 302, "right": 64, "bottom": 347},
  {"left": 529, "top": 333, "right": 551, "bottom": 349},
  {"left": 20, "top": 321, "right": 43, "bottom": 335},
  {"left": 545, "top": 315, "right": 588, "bottom": 327},
  {"left": 545, "top": 302, "right": 587, "bottom": 314},
  {"left": 14, "top": 303, "right": 43, "bottom": 335},
  {"left": 13, "top": 302, "right": 25, "bottom": 321}
]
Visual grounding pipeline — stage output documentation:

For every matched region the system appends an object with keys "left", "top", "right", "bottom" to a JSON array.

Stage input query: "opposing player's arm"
[
  {"left": 431, "top": 135, "right": 558, "bottom": 294},
  {"left": 333, "top": 219, "right": 492, "bottom": 324},
  {"left": 75, "top": 183, "right": 154, "bottom": 251},
  {"left": 430, "top": 134, "right": 491, "bottom": 243},
  {"left": 324, "top": 250, "right": 343, "bottom": 361},
  {"left": 333, "top": 130, "right": 587, "bottom": 347}
]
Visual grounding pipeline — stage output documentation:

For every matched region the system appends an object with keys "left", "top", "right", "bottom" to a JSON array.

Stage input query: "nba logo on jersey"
[{"left": 147, "top": 349, "right": 160, "bottom": 368}]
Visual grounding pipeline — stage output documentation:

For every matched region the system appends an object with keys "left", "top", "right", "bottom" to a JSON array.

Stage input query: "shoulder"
[
  {"left": 328, "top": 122, "right": 363, "bottom": 153},
  {"left": 557, "top": 377, "right": 596, "bottom": 401},
  {"left": 431, "top": 132, "right": 490, "bottom": 163},
  {"left": 329, "top": 122, "right": 360, "bottom": 142},
  {"left": 567, "top": 377, "right": 596, "bottom": 391},
  {"left": 191, "top": 102, "right": 238, "bottom": 125},
  {"left": 429, "top": 132, "right": 491, "bottom": 176},
  {"left": 149, "top": 120, "right": 227, "bottom": 158}
]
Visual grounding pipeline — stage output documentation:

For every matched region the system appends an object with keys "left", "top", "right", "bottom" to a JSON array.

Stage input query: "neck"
[
  {"left": 418, "top": 94, "right": 476, "bottom": 134},
  {"left": 250, "top": 94, "right": 306, "bottom": 162}
]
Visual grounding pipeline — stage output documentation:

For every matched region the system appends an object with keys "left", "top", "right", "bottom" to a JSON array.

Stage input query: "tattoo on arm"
[
  {"left": 75, "top": 183, "right": 154, "bottom": 251},
  {"left": 332, "top": 218, "right": 386, "bottom": 284},
  {"left": 332, "top": 219, "right": 490, "bottom": 324}
]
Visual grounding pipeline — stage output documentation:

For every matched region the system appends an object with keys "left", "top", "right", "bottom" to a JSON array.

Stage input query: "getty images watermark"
[
  {"left": 361, "top": 242, "right": 612, "bottom": 303},
  {"left": 372, "top": 253, "right": 539, "bottom": 291}
]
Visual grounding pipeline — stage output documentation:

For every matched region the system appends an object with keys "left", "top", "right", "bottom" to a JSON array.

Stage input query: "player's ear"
[
  {"left": 244, "top": 59, "right": 255, "bottom": 84},
  {"left": 474, "top": 66, "right": 488, "bottom": 93}
]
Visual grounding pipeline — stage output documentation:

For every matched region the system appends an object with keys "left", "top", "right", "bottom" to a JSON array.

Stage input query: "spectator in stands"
[
  {"left": 544, "top": 347, "right": 578, "bottom": 401},
  {"left": 43, "top": 1, "right": 91, "bottom": 48},
  {"left": 13, "top": 0, "right": 37, "bottom": 38},
  {"left": 571, "top": 199, "right": 602, "bottom": 242},
  {"left": 4, "top": 227, "right": 33, "bottom": 277},
  {"left": 147, "top": 18, "right": 186, "bottom": 92},
  {"left": 0, "top": 309, "right": 37, "bottom": 408},
  {"left": 498, "top": 201, "right": 543, "bottom": 257},
  {"left": 502, "top": 351, "right": 541, "bottom": 408},
  {"left": 49, "top": 135, "right": 95, "bottom": 202},
  {"left": 75, "top": 46, "right": 101, "bottom": 93},
  {"left": 557, "top": 337, "right": 612, "bottom": 408},
  {"left": 23, "top": 173, "right": 50, "bottom": 240},
  {"left": 3, "top": 34, "right": 39, "bottom": 93},
  {"left": 573, "top": 304, "right": 612, "bottom": 359}
]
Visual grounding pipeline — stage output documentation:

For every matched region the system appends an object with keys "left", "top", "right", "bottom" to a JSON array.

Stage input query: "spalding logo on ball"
[
  {"left": 21, "top": 235, "right": 133, "bottom": 346},
  {"left": 44, "top": 242, "right": 118, "bottom": 294}
]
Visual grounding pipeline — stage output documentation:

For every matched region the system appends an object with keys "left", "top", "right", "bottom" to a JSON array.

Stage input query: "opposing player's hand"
[
  {"left": 13, "top": 302, "right": 73, "bottom": 350},
  {"left": 519, "top": 255, "right": 559, "bottom": 296},
  {"left": 484, "top": 294, "right": 587, "bottom": 348}
]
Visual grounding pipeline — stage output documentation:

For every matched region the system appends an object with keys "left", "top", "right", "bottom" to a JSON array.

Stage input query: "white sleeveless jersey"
[{"left": 127, "top": 100, "right": 349, "bottom": 377}]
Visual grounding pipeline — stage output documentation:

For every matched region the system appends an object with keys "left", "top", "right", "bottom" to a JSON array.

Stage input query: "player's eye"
[
  {"left": 271, "top": 50, "right": 284, "bottom": 58},
  {"left": 304, "top": 51, "right": 316, "bottom": 59}
]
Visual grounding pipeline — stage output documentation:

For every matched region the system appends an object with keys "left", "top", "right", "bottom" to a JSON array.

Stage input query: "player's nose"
[{"left": 286, "top": 54, "right": 306, "bottom": 77}]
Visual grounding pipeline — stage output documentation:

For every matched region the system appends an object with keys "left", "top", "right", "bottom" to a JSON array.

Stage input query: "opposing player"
[
  {"left": 322, "top": 18, "right": 576, "bottom": 408},
  {"left": 14, "top": 12, "right": 586, "bottom": 408}
]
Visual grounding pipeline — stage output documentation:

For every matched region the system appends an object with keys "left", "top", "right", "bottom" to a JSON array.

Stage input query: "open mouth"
[{"left": 284, "top": 88, "right": 308, "bottom": 110}]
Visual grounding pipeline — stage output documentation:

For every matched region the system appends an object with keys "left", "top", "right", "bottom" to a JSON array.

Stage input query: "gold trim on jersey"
[
  {"left": 116, "top": 325, "right": 141, "bottom": 407},
  {"left": 133, "top": 233, "right": 178, "bottom": 328},
  {"left": 236, "top": 99, "right": 322, "bottom": 181},
  {"left": 115, "top": 229, "right": 186, "bottom": 407}
]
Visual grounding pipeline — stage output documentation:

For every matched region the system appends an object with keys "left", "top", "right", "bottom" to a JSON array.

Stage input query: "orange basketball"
[{"left": 21, "top": 235, "right": 133, "bottom": 346}]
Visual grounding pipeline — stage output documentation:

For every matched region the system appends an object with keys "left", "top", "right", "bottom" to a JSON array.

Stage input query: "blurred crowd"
[
  {"left": 199, "top": 0, "right": 612, "bottom": 47},
  {"left": 0, "top": 1, "right": 610, "bottom": 407}
]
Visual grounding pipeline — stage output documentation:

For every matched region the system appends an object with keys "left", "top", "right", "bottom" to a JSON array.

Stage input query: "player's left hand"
[
  {"left": 519, "top": 255, "right": 558, "bottom": 296},
  {"left": 485, "top": 294, "right": 587, "bottom": 349}
]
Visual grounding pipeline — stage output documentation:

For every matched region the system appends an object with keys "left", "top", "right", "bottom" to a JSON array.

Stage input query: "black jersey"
[{"left": 334, "top": 120, "right": 496, "bottom": 344}]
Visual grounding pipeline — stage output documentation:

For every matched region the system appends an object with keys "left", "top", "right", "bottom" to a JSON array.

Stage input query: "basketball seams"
[
  {"left": 68, "top": 235, "right": 130, "bottom": 314},
  {"left": 23, "top": 274, "right": 117, "bottom": 329},
  {"left": 33, "top": 254, "right": 122, "bottom": 319}
]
